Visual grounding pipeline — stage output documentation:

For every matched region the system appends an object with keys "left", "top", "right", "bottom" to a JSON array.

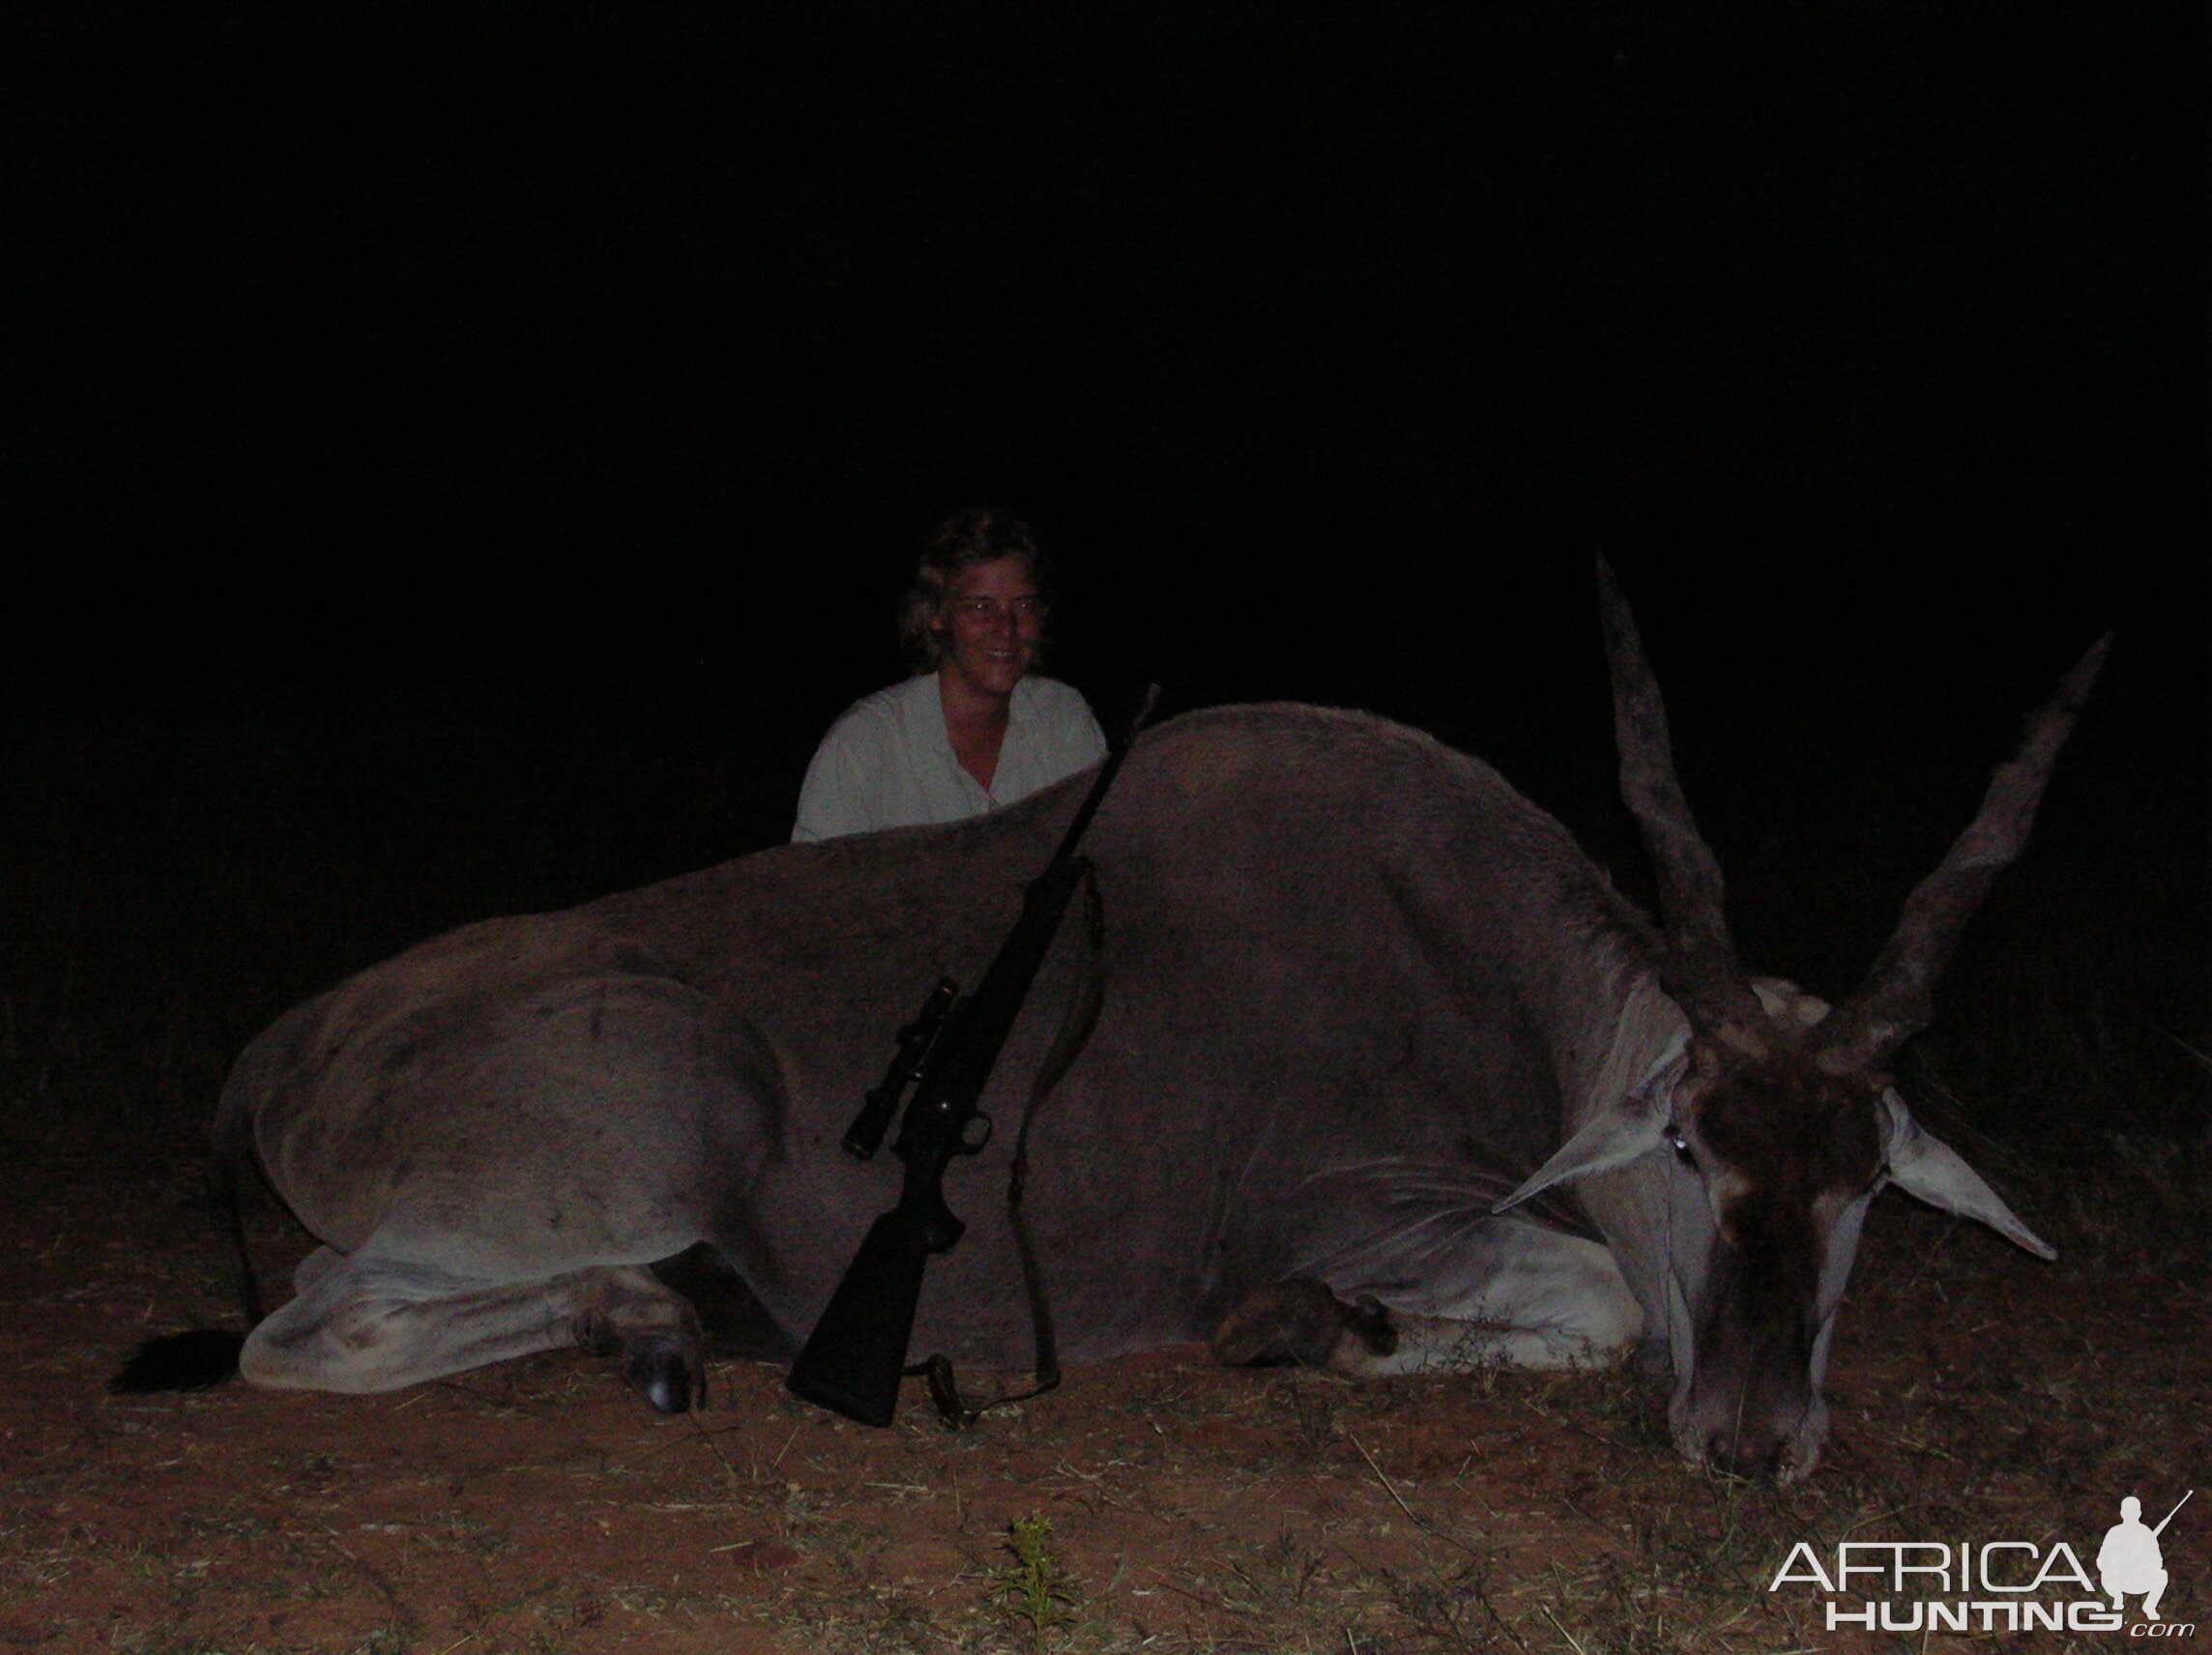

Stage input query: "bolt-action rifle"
[{"left": 785, "top": 686, "right": 1160, "bottom": 1428}]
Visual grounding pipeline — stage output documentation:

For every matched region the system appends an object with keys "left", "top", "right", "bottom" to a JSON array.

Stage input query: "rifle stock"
[
  {"left": 783, "top": 1209, "right": 934, "bottom": 1427},
  {"left": 783, "top": 857, "right": 1080, "bottom": 1422}
]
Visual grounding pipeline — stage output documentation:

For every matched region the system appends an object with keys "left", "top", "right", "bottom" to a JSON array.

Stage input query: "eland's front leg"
[{"left": 1213, "top": 1218, "right": 1642, "bottom": 1377}]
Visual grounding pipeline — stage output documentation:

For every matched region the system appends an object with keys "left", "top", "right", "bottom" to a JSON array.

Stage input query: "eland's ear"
[
  {"left": 1493, "top": 1049, "right": 1684, "bottom": 1213},
  {"left": 1880, "top": 1092, "right": 2056, "bottom": 1260}
]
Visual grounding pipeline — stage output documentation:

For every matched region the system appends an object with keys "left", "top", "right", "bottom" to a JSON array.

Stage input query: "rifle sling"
[{"left": 906, "top": 863, "right": 1106, "bottom": 1429}]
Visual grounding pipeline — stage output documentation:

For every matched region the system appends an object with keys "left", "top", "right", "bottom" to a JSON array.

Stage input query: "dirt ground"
[{"left": 2, "top": 1137, "right": 2204, "bottom": 1655}]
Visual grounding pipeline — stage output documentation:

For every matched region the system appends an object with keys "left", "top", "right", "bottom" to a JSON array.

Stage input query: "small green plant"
[{"left": 991, "top": 1515, "right": 1077, "bottom": 1654}]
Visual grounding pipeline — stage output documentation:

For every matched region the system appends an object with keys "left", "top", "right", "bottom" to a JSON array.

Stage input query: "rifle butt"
[{"left": 785, "top": 1210, "right": 934, "bottom": 1427}]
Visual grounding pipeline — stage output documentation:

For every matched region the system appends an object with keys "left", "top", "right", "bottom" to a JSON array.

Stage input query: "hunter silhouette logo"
[
  {"left": 2102, "top": 1492, "right": 2190, "bottom": 1623},
  {"left": 1769, "top": 1488, "right": 2196, "bottom": 1637}
]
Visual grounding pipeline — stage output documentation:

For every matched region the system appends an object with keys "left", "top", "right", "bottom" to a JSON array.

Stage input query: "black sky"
[
  {"left": 1, "top": 3, "right": 2204, "bottom": 1067},
  {"left": 10, "top": 5, "right": 2198, "bottom": 705},
  {"left": 3, "top": 8, "right": 2202, "bottom": 872}
]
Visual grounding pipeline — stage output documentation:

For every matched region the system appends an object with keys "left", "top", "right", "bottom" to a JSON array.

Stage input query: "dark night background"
[{"left": 2, "top": 7, "right": 2203, "bottom": 1140}]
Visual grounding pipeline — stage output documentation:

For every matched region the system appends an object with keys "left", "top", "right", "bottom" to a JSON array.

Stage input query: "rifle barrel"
[{"left": 1045, "top": 683, "right": 1159, "bottom": 866}]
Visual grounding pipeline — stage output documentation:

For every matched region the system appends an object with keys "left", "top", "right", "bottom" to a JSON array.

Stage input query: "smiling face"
[{"left": 931, "top": 555, "right": 1047, "bottom": 702}]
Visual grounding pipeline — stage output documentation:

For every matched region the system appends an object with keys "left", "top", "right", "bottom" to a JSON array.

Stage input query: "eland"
[{"left": 118, "top": 566, "right": 2101, "bottom": 1484}]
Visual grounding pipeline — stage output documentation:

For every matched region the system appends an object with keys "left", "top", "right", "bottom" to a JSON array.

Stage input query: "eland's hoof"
[
  {"left": 625, "top": 1336, "right": 701, "bottom": 1414},
  {"left": 1211, "top": 1277, "right": 1394, "bottom": 1368}
]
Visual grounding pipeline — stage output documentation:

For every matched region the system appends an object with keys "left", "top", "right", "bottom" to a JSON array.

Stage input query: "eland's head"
[{"left": 1506, "top": 564, "right": 2102, "bottom": 1484}]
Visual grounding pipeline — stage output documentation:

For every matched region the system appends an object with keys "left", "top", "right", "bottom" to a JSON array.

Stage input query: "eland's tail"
[{"left": 107, "top": 1018, "right": 288, "bottom": 1393}]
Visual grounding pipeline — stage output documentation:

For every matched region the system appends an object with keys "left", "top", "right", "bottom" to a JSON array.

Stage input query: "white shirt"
[{"left": 792, "top": 673, "right": 1109, "bottom": 842}]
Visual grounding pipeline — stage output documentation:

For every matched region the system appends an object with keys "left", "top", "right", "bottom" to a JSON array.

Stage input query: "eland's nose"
[{"left": 1704, "top": 1426, "right": 1790, "bottom": 1482}]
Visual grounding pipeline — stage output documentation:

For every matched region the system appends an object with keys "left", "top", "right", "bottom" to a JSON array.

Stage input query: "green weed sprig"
[{"left": 991, "top": 1514, "right": 1077, "bottom": 1653}]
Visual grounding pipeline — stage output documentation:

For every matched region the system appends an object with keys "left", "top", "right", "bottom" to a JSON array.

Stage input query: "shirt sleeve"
[
  {"left": 792, "top": 717, "right": 877, "bottom": 842},
  {"left": 1067, "top": 697, "right": 1109, "bottom": 769},
  {"left": 1033, "top": 680, "right": 1109, "bottom": 774}
]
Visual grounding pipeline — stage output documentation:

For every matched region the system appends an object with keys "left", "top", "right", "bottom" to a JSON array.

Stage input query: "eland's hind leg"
[{"left": 240, "top": 1252, "right": 707, "bottom": 1411}]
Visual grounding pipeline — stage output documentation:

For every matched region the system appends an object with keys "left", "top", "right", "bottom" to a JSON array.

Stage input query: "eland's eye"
[{"left": 1665, "top": 1126, "right": 1697, "bottom": 1167}]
